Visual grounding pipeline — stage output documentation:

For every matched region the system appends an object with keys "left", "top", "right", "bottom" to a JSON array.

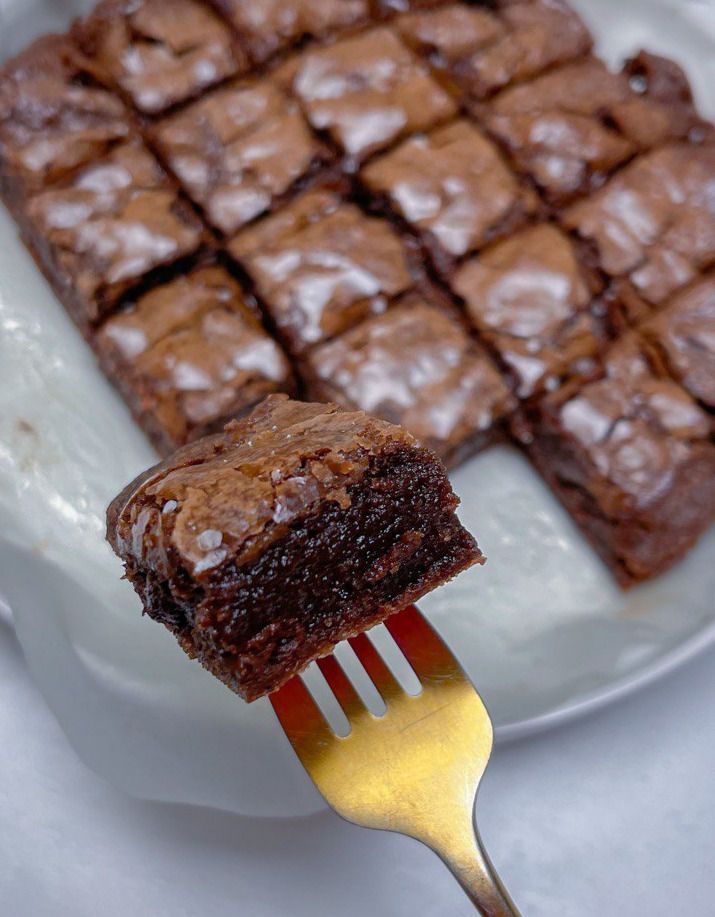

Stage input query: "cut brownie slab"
[
  {"left": 73, "top": 0, "right": 245, "bottom": 116},
  {"left": 0, "top": 35, "right": 131, "bottom": 211},
  {"left": 209, "top": 0, "right": 369, "bottom": 65},
  {"left": 303, "top": 294, "right": 515, "bottom": 466},
  {"left": 640, "top": 273, "right": 715, "bottom": 411},
  {"left": 282, "top": 26, "right": 457, "bottom": 162},
  {"left": 361, "top": 119, "right": 538, "bottom": 273},
  {"left": 95, "top": 263, "right": 294, "bottom": 454},
  {"left": 22, "top": 138, "right": 204, "bottom": 329},
  {"left": 521, "top": 334, "right": 715, "bottom": 585},
  {"left": 483, "top": 55, "right": 704, "bottom": 205},
  {"left": 395, "top": 1, "right": 591, "bottom": 101},
  {"left": 562, "top": 143, "right": 715, "bottom": 322},
  {"left": 151, "top": 78, "right": 329, "bottom": 236},
  {"left": 228, "top": 187, "right": 414, "bottom": 355},
  {"left": 454, "top": 224, "right": 608, "bottom": 398},
  {"left": 106, "top": 395, "right": 482, "bottom": 700}
]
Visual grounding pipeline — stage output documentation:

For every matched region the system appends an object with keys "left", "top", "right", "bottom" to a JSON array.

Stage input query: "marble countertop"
[{"left": 1, "top": 613, "right": 712, "bottom": 916}]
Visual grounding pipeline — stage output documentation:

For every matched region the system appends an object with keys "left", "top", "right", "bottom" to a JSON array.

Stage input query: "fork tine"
[
  {"left": 348, "top": 632, "right": 404, "bottom": 703},
  {"left": 316, "top": 654, "right": 369, "bottom": 722},
  {"left": 269, "top": 675, "right": 335, "bottom": 753},
  {"left": 384, "top": 605, "right": 465, "bottom": 684}
]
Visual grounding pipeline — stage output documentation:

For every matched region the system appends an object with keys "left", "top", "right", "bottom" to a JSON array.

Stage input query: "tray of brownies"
[{"left": 0, "top": 0, "right": 713, "bottom": 817}]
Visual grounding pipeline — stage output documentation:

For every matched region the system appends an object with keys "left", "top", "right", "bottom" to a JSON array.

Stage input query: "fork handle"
[{"left": 431, "top": 824, "right": 521, "bottom": 917}]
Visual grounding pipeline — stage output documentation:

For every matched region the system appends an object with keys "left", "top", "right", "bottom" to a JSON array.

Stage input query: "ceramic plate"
[{"left": 1, "top": 0, "right": 714, "bottom": 818}]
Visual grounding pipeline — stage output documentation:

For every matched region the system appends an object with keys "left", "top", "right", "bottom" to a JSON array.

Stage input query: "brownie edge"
[{"left": 107, "top": 395, "right": 482, "bottom": 700}]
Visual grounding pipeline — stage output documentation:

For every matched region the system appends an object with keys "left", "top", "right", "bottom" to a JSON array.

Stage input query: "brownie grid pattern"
[{"left": 2, "top": 0, "right": 714, "bottom": 585}]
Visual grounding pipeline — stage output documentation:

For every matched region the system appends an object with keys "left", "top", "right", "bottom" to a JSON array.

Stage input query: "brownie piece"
[
  {"left": 521, "top": 334, "right": 715, "bottom": 585},
  {"left": 283, "top": 26, "right": 457, "bottom": 162},
  {"left": 96, "top": 264, "right": 294, "bottom": 453},
  {"left": 454, "top": 224, "right": 608, "bottom": 398},
  {"left": 209, "top": 0, "right": 369, "bottom": 64},
  {"left": 151, "top": 78, "right": 328, "bottom": 236},
  {"left": 22, "top": 139, "right": 204, "bottom": 328},
  {"left": 0, "top": 35, "right": 131, "bottom": 212},
  {"left": 361, "top": 120, "right": 538, "bottom": 272},
  {"left": 640, "top": 273, "right": 715, "bottom": 410},
  {"left": 563, "top": 144, "right": 715, "bottom": 320},
  {"left": 228, "top": 188, "right": 414, "bottom": 355},
  {"left": 73, "top": 0, "right": 245, "bottom": 116},
  {"left": 395, "top": 1, "right": 591, "bottom": 101},
  {"left": 303, "top": 294, "right": 515, "bottom": 465},
  {"left": 483, "top": 55, "right": 704, "bottom": 205},
  {"left": 106, "top": 395, "right": 482, "bottom": 700}
]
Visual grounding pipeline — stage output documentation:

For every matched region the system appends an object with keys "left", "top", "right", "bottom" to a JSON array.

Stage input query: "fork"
[{"left": 270, "top": 604, "right": 521, "bottom": 916}]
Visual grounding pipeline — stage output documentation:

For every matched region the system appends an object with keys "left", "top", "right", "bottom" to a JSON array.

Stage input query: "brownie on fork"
[{"left": 106, "top": 395, "right": 482, "bottom": 700}]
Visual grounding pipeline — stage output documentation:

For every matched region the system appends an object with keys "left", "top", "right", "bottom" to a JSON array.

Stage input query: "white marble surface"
[{"left": 1, "top": 613, "right": 713, "bottom": 916}]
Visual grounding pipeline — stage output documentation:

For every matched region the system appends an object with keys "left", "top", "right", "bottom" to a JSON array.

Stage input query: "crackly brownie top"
[
  {"left": 284, "top": 26, "right": 457, "bottom": 161},
  {"left": 452, "top": 0, "right": 591, "bottom": 99},
  {"left": 362, "top": 120, "right": 537, "bottom": 260},
  {"left": 153, "top": 79, "right": 323, "bottom": 234},
  {"left": 0, "top": 35, "right": 130, "bottom": 192},
  {"left": 540, "top": 334, "right": 712, "bottom": 509},
  {"left": 214, "top": 0, "right": 369, "bottom": 64},
  {"left": 73, "top": 0, "right": 243, "bottom": 115},
  {"left": 306, "top": 296, "right": 515, "bottom": 456},
  {"left": 107, "top": 394, "right": 416, "bottom": 577},
  {"left": 394, "top": 4, "right": 504, "bottom": 64},
  {"left": 97, "top": 265, "right": 292, "bottom": 445},
  {"left": 455, "top": 224, "right": 604, "bottom": 397},
  {"left": 229, "top": 188, "right": 413, "bottom": 352},
  {"left": 25, "top": 139, "right": 203, "bottom": 313},
  {"left": 563, "top": 143, "right": 715, "bottom": 307},
  {"left": 640, "top": 273, "right": 715, "bottom": 409}
]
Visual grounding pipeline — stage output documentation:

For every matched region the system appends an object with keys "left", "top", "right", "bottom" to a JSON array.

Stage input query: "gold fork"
[{"left": 270, "top": 604, "right": 521, "bottom": 916}]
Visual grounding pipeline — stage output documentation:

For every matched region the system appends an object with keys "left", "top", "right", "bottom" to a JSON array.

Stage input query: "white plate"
[{"left": 1, "top": 0, "right": 714, "bottom": 819}]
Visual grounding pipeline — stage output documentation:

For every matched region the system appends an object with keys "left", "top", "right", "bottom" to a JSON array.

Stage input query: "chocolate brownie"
[
  {"left": 73, "top": 0, "right": 245, "bottom": 116},
  {"left": 228, "top": 188, "right": 414, "bottom": 355},
  {"left": 563, "top": 143, "right": 715, "bottom": 320},
  {"left": 395, "top": 1, "right": 591, "bottom": 101},
  {"left": 0, "top": 35, "right": 131, "bottom": 212},
  {"left": 303, "top": 294, "right": 515, "bottom": 465},
  {"left": 96, "top": 264, "right": 294, "bottom": 453},
  {"left": 454, "top": 224, "right": 608, "bottom": 398},
  {"left": 361, "top": 120, "right": 538, "bottom": 272},
  {"left": 209, "top": 0, "right": 369, "bottom": 64},
  {"left": 282, "top": 26, "right": 457, "bottom": 162},
  {"left": 521, "top": 334, "right": 715, "bottom": 585},
  {"left": 483, "top": 55, "right": 704, "bottom": 205},
  {"left": 22, "top": 139, "right": 204, "bottom": 328},
  {"left": 640, "top": 273, "right": 715, "bottom": 410},
  {"left": 151, "top": 78, "right": 328, "bottom": 235},
  {"left": 106, "top": 395, "right": 482, "bottom": 700}
]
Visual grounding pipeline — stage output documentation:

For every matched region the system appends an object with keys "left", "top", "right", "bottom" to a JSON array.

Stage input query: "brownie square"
[
  {"left": 96, "top": 264, "right": 294, "bottom": 453},
  {"left": 483, "top": 55, "right": 705, "bottom": 205},
  {"left": 210, "top": 0, "right": 369, "bottom": 64},
  {"left": 283, "top": 26, "right": 457, "bottom": 162},
  {"left": 151, "top": 78, "right": 328, "bottom": 236},
  {"left": 23, "top": 139, "right": 204, "bottom": 328},
  {"left": 396, "top": 0, "right": 591, "bottom": 101},
  {"left": 228, "top": 188, "right": 414, "bottom": 355},
  {"left": 562, "top": 144, "right": 715, "bottom": 320},
  {"left": 522, "top": 334, "right": 715, "bottom": 585},
  {"left": 640, "top": 273, "right": 715, "bottom": 410},
  {"left": 454, "top": 224, "right": 608, "bottom": 398},
  {"left": 72, "top": 0, "right": 245, "bottom": 116},
  {"left": 106, "top": 395, "right": 482, "bottom": 700},
  {"left": 361, "top": 120, "right": 538, "bottom": 272},
  {"left": 303, "top": 294, "right": 515, "bottom": 465},
  {"left": 0, "top": 35, "right": 131, "bottom": 211}
]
